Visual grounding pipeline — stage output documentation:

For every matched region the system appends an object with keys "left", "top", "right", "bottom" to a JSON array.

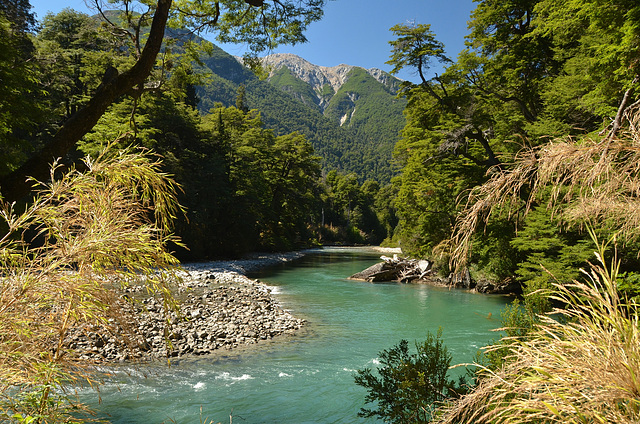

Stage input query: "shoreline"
[
  {"left": 68, "top": 250, "right": 312, "bottom": 363},
  {"left": 68, "top": 246, "right": 401, "bottom": 363}
]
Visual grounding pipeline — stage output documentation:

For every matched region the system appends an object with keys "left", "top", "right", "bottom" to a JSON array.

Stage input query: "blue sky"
[{"left": 29, "top": 0, "right": 475, "bottom": 83}]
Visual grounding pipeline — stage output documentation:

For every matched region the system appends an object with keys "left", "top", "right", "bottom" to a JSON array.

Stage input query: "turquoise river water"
[{"left": 85, "top": 247, "right": 510, "bottom": 423}]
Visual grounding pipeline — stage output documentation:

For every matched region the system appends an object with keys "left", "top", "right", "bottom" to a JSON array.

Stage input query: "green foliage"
[
  {"left": 198, "top": 50, "right": 405, "bottom": 183},
  {"left": 80, "top": 82, "right": 328, "bottom": 258},
  {"left": 387, "top": 22, "right": 450, "bottom": 80},
  {"left": 354, "top": 329, "right": 468, "bottom": 423},
  {"left": 532, "top": 0, "right": 640, "bottom": 134},
  {"left": 616, "top": 272, "right": 640, "bottom": 301},
  {"left": 468, "top": 218, "right": 520, "bottom": 283},
  {"left": 171, "top": 0, "right": 325, "bottom": 56},
  {"left": 477, "top": 298, "right": 539, "bottom": 371},
  {"left": 509, "top": 206, "right": 593, "bottom": 307},
  {"left": 437, "top": 240, "right": 640, "bottom": 424},
  {"left": 0, "top": 1, "right": 41, "bottom": 174},
  {"left": 319, "top": 170, "right": 394, "bottom": 245},
  {"left": 390, "top": 0, "right": 640, "bottom": 276},
  {"left": 35, "top": 9, "right": 132, "bottom": 125},
  {"left": 393, "top": 135, "right": 486, "bottom": 258}
]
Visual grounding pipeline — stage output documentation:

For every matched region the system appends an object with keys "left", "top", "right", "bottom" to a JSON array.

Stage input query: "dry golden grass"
[
  {"left": 452, "top": 108, "right": 640, "bottom": 269},
  {"left": 435, "top": 241, "right": 640, "bottom": 423},
  {"left": 437, "top": 107, "right": 640, "bottom": 423},
  {"left": 0, "top": 145, "right": 184, "bottom": 422}
]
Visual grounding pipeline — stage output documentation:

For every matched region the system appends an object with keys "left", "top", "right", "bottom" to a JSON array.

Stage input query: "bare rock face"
[
  {"left": 261, "top": 53, "right": 354, "bottom": 94},
  {"left": 260, "top": 53, "right": 401, "bottom": 112}
]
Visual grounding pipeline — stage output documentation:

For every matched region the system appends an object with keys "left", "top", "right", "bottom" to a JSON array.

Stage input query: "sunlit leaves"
[
  {"left": 171, "top": 0, "right": 325, "bottom": 54},
  {"left": 0, "top": 145, "right": 183, "bottom": 421},
  {"left": 387, "top": 22, "right": 450, "bottom": 82}
]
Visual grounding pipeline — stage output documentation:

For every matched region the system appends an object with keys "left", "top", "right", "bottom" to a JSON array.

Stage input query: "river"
[{"left": 86, "top": 247, "right": 509, "bottom": 423}]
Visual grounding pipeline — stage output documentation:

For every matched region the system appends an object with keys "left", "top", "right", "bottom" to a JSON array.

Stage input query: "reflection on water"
[{"left": 85, "top": 247, "right": 509, "bottom": 423}]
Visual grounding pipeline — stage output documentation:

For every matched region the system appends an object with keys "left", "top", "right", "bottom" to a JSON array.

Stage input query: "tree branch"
[
  {"left": 607, "top": 75, "right": 639, "bottom": 141},
  {"left": 466, "top": 70, "right": 537, "bottom": 122},
  {"left": 0, "top": 0, "right": 173, "bottom": 203}
]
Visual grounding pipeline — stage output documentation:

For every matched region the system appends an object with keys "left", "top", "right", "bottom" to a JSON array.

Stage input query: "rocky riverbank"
[{"left": 66, "top": 252, "right": 308, "bottom": 363}]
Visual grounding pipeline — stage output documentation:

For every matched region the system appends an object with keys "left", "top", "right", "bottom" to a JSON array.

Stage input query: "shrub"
[
  {"left": 435, "top": 242, "right": 640, "bottom": 423},
  {"left": 354, "top": 329, "right": 468, "bottom": 423}
]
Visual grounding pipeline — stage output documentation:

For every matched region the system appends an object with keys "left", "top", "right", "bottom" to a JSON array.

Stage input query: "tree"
[
  {"left": 389, "top": 0, "right": 640, "bottom": 263},
  {"left": 531, "top": 0, "right": 640, "bottom": 139},
  {"left": 0, "top": 0, "right": 326, "bottom": 202},
  {"left": 197, "top": 105, "right": 323, "bottom": 253},
  {"left": 387, "top": 23, "right": 502, "bottom": 170},
  {"left": 262, "top": 131, "right": 321, "bottom": 248},
  {"left": 387, "top": 23, "right": 449, "bottom": 99},
  {"left": 36, "top": 9, "right": 118, "bottom": 120},
  {"left": 0, "top": 0, "right": 41, "bottom": 175}
]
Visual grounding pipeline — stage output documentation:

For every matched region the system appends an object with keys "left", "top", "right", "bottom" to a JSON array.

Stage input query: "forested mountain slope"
[{"left": 196, "top": 48, "right": 405, "bottom": 182}]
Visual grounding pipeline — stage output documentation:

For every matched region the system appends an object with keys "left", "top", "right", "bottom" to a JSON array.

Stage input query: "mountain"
[
  {"left": 262, "top": 53, "right": 403, "bottom": 116},
  {"left": 196, "top": 48, "right": 406, "bottom": 183}
]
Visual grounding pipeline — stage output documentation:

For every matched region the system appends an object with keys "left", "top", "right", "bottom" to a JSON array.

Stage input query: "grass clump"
[
  {"left": 436, "top": 240, "right": 640, "bottom": 423},
  {"left": 0, "top": 145, "right": 183, "bottom": 422}
]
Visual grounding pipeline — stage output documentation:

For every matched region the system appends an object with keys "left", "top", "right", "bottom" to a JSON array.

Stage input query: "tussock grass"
[
  {"left": 436, "top": 242, "right": 640, "bottom": 423},
  {"left": 452, "top": 108, "right": 640, "bottom": 268},
  {"left": 437, "top": 107, "right": 640, "bottom": 423},
  {"left": 0, "top": 145, "right": 184, "bottom": 422}
]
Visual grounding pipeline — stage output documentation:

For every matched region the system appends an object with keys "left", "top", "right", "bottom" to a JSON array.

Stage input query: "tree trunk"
[{"left": 0, "top": 0, "right": 172, "bottom": 203}]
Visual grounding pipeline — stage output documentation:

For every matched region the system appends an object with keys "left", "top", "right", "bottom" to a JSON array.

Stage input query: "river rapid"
[{"left": 85, "top": 247, "right": 509, "bottom": 423}]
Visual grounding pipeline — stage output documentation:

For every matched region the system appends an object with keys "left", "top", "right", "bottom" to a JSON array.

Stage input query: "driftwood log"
[
  {"left": 349, "top": 255, "right": 432, "bottom": 283},
  {"left": 350, "top": 255, "right": 522, "bottom": 294}
]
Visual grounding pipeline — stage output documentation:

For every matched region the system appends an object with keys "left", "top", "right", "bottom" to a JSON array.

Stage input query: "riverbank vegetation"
[
  {"left": 356, "top": 0, "right": 640, "bottom": 421},
  {"left": 0, "top": 147, "right": 183, "bottom": 422},
  {"left": 388, "top": 0, "right": 640, "bottom": 290},
  {"left": 3, "top": 0, "right": 640, "bottom": 421},
  {"left": 437, "top": 240, "right": 640, "bottom": 423}
]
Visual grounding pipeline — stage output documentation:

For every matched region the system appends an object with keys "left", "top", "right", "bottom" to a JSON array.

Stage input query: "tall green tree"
[
  {"left": 0, "top": 0, "right": 41, "bottom": 174},
  {"left": 36, "top": 9, "right": 118, "bottom": 120},
  {"left": 389, "top": 0, "right": 640, "bottom": 263},
  {"left": 531, "top": 0, "right": 640, "bottom": 138},
  {"left": 0, "top": 0, "right": 326, "bottom": 202},
  {"left": 319, "top": 171, "right": 390, "bottom": 244}
]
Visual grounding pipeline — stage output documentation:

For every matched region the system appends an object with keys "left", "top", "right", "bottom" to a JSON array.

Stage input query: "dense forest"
[
  {"left": 2, "top": 0, "right": 640, "bottom": 422},
  {"left": 387, "top": 0, "right": 640, "bottom": 294},
  {"left": 0, "top": 2, "right": 397, "bottom": 260}
]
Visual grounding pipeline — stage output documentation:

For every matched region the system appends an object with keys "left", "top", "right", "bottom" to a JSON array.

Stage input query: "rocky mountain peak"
[
  {"left": 261, "top": 53, "right": 394, "bottom": 93},
  {"left": 261, "top": 53, "right": 353, "bottom": 93}
]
